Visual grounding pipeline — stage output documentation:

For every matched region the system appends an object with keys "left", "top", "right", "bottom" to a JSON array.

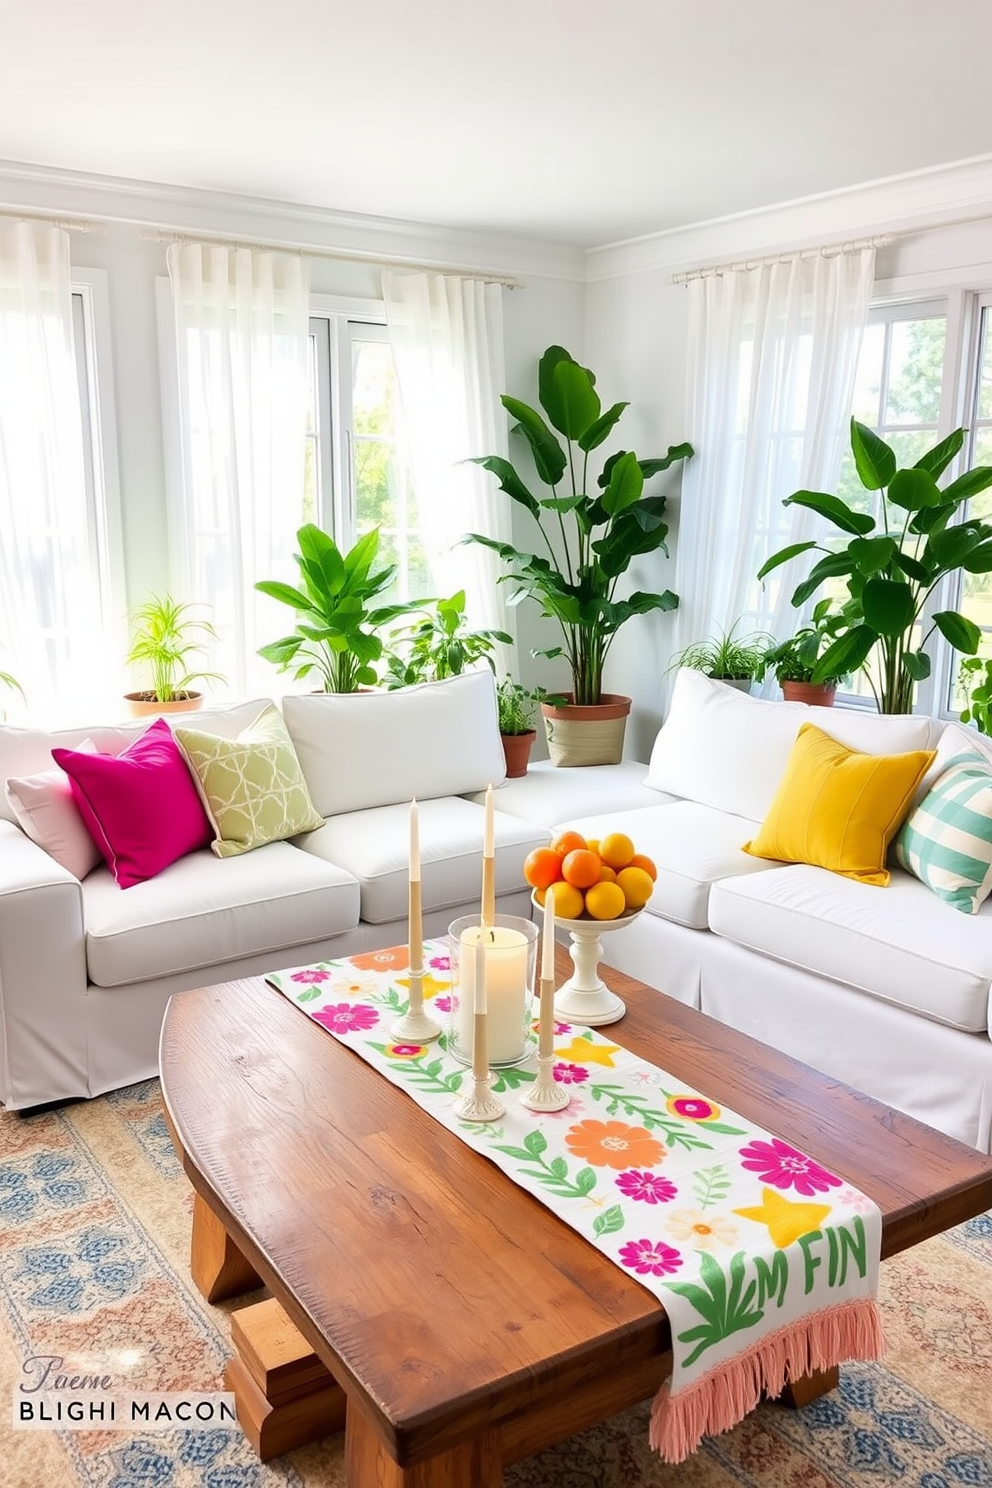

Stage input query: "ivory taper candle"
[
  {"left": 408, "top": 798, "right": 422, "bottom": 977},
  {"left": 473, "top": 931, "right": 489, "bottom": 1079},
  {"left": 539, "top": 893, "right": 556, "bottom": 1059},
  {"left": 481, "top": 782, "right": 495, "bottom": 927}
]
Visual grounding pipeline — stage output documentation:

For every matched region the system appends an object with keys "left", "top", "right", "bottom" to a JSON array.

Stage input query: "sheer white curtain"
[
  {"left": 674, "top": 247, "right": 874, "bottom": 690},
  {"left": 381, "top": 270, "right": 516, "bottom": 670},
  {"left": 167, "top": 243, "right": 310, "bottom": 696},
  {"left": 0, "top": 221, "right": 113, "bottom": 722}
]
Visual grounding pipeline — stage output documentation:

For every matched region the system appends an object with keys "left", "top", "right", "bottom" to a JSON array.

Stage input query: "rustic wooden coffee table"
[{"left": 161, "top": 949, "right": 992, "bottom": 1486}]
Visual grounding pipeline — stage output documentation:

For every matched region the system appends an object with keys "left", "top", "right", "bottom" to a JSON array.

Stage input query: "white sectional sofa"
[{"left": 4, "top": 664, "right": 992, "bottom": 1160}]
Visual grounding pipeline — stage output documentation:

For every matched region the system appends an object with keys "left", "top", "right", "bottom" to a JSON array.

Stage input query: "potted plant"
[
  {"left": 381, "top": 590, "right": 511, "bottom": 689},
  {"left": 495, "top": 677, "right": 549, "bottom": 777},
  {"left": 759, "top": 600, "right": 850, "bottom": 705},
  {"left": 256, "top": 524, "right": 417, "bottom": 693},
  {"left": 670, "top": 622, "right": 772, "bottom": 693},
  {"left": 124, "top": 594, "right": 224, "bottom": 717},
  {"left": 959, "top": 655, "right": 992, "bottom": 734},
  {"left": 0, "top": 663, "right": 23, "bottom": 720},
  {"left": 467, "top": 345, "right": 692, "bottom": 765},
  {"left": 758, "top": 420, "right": 992, "bottom": 713}
]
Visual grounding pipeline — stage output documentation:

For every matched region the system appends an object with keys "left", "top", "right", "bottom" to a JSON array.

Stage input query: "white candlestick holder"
[
  {"left": 520, "top": 1051, "right": 569, "bottom": 1112},
  {"left": 455, "top": 1070, "right": 505, "bottom": 1123},
  {"left": 389, "top": 969, "right": 441, "bottom": 1043}
]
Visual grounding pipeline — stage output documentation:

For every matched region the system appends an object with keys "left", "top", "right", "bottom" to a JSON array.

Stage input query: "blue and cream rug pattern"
[{"left": 0, "top": 1080, "right": 989, "bottom": 1487}]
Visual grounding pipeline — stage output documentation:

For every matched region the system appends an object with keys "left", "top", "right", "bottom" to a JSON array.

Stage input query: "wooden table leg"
[
  {"left": 345, "top": 1395, "right": 502, "bottom": 1487},
  {"left": 777, "top": 1364, "right": 840, "bottom": 1409},
  {"left": 225, "top": 1297, "right": 346, "bottom": 1460},
  {"left": 190, "top": 1193, "right": 262, "bottom": 1302}
]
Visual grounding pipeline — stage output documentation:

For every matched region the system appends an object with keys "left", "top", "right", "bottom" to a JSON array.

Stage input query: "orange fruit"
[
  {"left": 533, "top": 886, "right": 547, "bottom": 906},
  {"left": 598, "top": 863, "right": 618, "bottom": 883},
  {"left": 585, "top": 838, "right": 601, "bottom": 856},
  {"left": 599, "top": 831, "right": 636, "bottom": 870},
  {"left": 629, "top": 852, "right": 657, "bottom": 881},
  {"left": 551, "top": 829, "right": 588, "bottom": 858},
  {"left": 584, "top": 880, "right": 626, "bottom": 920},
  {"left": 547, "top": 880, "right": 585, "bottom": 920},
  {"left": 561, "top": 848, "right": 602, "bottom": 889},
  {"left": 524, "top": 846, "right": 564, "bottom": 890},
  {"left": 616, "top": 865, "right": 654, "bottom": 910}
]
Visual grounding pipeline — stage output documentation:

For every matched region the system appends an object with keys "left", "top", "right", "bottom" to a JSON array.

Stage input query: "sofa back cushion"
[
  {"left": 282, "top": 671, "right": 507, "bottom": 817},
  {"left": 0, "top": 699, "right": 273, "bottom": 826},
  {"left": 646, "top": 669, "right": 939, "bottom": 822}
]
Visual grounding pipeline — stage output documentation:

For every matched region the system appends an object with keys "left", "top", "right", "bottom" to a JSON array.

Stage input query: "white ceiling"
[{"left": 2, "top": 0, "right": 992, "bottom": 249}]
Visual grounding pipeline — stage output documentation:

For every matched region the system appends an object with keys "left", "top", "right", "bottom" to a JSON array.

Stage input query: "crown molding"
[
  {"left": 585, "top": 153, "right": 992, "bottom": 283},
  {"left": 0, "top": 158, "right": 587, "bottom": 283}
]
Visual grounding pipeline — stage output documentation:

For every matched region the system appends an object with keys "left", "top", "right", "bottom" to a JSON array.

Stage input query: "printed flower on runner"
[
  {"left": 565, "top": 1119, "right": 665, "bottom": 1170},
  {"left": 349, "top": 947, "right": 409, "bottom": 973},
  {"left": 618, "top": 1238, "right": 683, "bottom": 1277},
  {"left": 428, "top": 953, "right": 450, "bottom": 971},
  {"left": 738, "top": 1136, "right": 841, "bottom": 1196},
  {"left": 312, "top": 1004, "right": 379, "bottom": 1035},
  {"left": 552, "top": 1063, "right": 589, "bottom": 1085},
  {"left": 328, "top": 976, "right": 379, "bottom": 1001},
  {"left": 836, "top": 1186, "right": 875, "bottom": 1213},
  {"left": 290, "top": 968, "right": 330, "bottom": 984},
  {"left": 433, "top": 995, "right": 452, "bottom": 1014},
  {"left": 667, "top": 1208, "right": 738, "bottom": 1250},
  {"left": 615, "top": 1171, "right": 678, "bottom": 1205},
  {"left": 383, "top": 1043, "right": 425, "bottom": 1059},
  {"left": 666, "top": 1094, "right": 721, "bottom": 1122}
]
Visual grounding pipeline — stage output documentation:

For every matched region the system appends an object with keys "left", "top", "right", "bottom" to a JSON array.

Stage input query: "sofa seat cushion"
[
  {"left": 82, "top": 841, "right": 360, "bottom": 988},
  {"left": 708, "top": 863, "right": 992, "bottom": 1033},
  {"left": 297, "top": 797, "right": 549, "bottom": 924},
  {"left": 551, "top": 801, "right": 776, "bottom": 930},
  {"left": 464, "top": 760, "right": 670, "bottom": 829}
]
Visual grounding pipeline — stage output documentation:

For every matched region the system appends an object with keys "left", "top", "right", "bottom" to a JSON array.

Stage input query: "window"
[
  {"left": 0, "top": 261, "right": 122, "bottom": 723},
  {"left": 832, "top": 291, "right": 992, "bottom": 717},
  {"left": 305, "top": 311, "right": 429, "bottom": 601}
]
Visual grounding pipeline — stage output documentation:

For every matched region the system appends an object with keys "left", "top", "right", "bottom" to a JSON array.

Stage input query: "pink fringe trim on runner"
[{"left": 649, "top": 1297, "right": 886, "bottom": 1464}]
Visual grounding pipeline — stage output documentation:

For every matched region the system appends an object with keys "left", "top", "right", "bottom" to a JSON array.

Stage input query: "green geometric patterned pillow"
[
  {"left": 174, "top": 704, "right": 323, "bottom": 857},
  {"left": 893, "top": 750, "right": 992, "bottom": 915}
]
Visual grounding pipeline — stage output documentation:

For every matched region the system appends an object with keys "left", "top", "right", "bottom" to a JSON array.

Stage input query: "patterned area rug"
[{"left": 0, "top": 1081, "right": 989, "bottom": 1488}]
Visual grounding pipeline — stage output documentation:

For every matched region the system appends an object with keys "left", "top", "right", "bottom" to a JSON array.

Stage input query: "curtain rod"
[
  {"left": 0, "top": 209, "right": 106, "bottom": 235},
  {"left": 669, "top": 234, "right": 892, "bottom": 285},
  {"left": 137, "top": 227, "right": 520, "bottom": 288}
]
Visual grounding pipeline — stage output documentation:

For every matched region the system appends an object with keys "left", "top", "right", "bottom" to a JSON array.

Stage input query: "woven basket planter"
[{"left": 541, "top": 694, "right": 631, "bottom": 767}]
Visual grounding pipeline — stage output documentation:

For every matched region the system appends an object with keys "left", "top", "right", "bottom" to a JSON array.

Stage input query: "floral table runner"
[{"left": 267, "top": 942, "right": 884, "bottom": 1462}]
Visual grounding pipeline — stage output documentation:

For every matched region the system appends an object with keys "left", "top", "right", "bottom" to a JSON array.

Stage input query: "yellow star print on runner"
[
  {"left": 733, "top": 1187, "right": 832, "bottom": 1249},
  {"left": 553, "top": 1038, "right": 622, "bottom": 1068},
  {"left": 395, "top": 974, "right": 449, "bottom": 1000}
]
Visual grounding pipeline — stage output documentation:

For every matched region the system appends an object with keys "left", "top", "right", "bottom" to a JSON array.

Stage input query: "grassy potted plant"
[
  {"left": 495, "top": 677, "right": 548, "bottom": 777},
  {"left": 381, "top": 590, "right": 511, "bottom": 689},
  {"left": 759, "top": 600, "right": 849, "bottom": 705},
  {"left": 256, "top": 524, "right": 417, "bottom": 693},
  {"left": 0, "top": 663, "right": 23, "bottom": 720},
  {"left": 466, "top": 345, "right": 692, "bottom": 765},
  {"left": 124, "top": 594, "right": 224, "bottom": 717},
  {"left": 758, "top": 419, "right": 992, "bottom": 713},
  {"left": 670, "top": 621, "right": 772, "bottom": 693}
]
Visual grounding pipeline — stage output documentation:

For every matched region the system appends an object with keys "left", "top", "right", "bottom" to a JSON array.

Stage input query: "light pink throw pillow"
[
  {"left": 52, "top": 718, "right": 212, "bottom": 889},
  {"left": 5, "top": 742, "right": 102, "bottom": 880}
]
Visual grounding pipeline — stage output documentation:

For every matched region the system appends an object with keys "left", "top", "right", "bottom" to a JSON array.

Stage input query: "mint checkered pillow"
[{"left": 893, "top": 750, "right": 992, "bottom": 915}]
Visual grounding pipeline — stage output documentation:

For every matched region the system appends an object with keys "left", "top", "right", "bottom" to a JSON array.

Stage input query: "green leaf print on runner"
[
  {"left": 665, "top": 1250, "right": 764, "bottom": 1369},
  {"left": 495, "top": 1129, "right": 598, "bottom": 1199},
  {"left": 593, "top": 1204, "right": 625, "bottom": 1239}
]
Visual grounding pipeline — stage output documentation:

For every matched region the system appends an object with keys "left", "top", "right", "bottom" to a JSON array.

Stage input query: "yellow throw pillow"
[{"left": 742, "top": 722, "right": 935, "bottom": 886}]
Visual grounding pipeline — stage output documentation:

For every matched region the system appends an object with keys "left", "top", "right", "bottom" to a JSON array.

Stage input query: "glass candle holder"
[{"left": 447, "top": 913, "right": 539, "bottom": 1068}]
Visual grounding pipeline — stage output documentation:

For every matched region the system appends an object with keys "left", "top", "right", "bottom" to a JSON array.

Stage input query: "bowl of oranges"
[{"left": 524, "top": 829, "right": 657, "bottom": 927}]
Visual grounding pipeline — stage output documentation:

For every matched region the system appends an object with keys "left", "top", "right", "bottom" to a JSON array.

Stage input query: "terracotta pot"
[
  {"left": 540, "top": 693, "right": 631, "bottom": 767},
  {"left": 123, "top": 691, "right": 204, "bottom": 718},
  {"left": 500, "top": 730, "right": 536, "bottom": 778},
  {"left": 781, "top": 681, "right": 836, "bottom": 707}
]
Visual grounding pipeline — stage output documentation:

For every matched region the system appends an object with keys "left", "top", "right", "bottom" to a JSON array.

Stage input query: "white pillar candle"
[{"left": 458, "top": 924, "right": 528, "bottom": 1064}]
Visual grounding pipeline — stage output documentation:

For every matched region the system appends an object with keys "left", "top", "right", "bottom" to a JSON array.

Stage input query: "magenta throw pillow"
[{"left": 52, "top": 718, "right": 212, "bottom": 888}]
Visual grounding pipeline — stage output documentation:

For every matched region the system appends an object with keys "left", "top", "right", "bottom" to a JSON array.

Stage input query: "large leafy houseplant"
[
  {"left": 256, "top": 525, "right": 414, "bottom": 692},
  {"left": 758, "top": 420, "right": 992, "bottom": 713},
  {"left": 466, "top": 346, "right": 692, "bottom": 707}
]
